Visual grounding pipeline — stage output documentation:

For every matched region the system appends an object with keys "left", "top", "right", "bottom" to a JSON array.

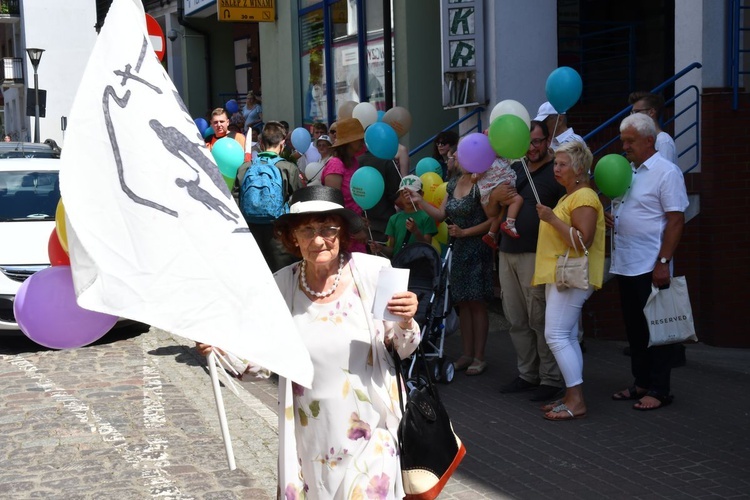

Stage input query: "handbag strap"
[
  {"left": 568, "top": 226, "right": 588, "bottom": 257},
  {"left": 391, "top": 345, "right": 439, "bottom": 414}
]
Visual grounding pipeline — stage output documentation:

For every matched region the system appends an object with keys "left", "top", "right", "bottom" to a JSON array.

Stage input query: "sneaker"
[
  {"left": 500, "top": 220, "right": 520, "bottom": 239},
  {"left": 529, "top": 384, "right": 565, "bottom": 402},
  {"left": 499, "top": 377, "right": 539, "bottom": 393},
  {"left": 482, "top": 233, "right": 498, "bottom": 250}
]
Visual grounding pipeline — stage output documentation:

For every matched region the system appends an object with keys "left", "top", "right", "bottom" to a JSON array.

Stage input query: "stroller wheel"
[{"left": 440, "top": 358, "right": 455, "bottom": 384}]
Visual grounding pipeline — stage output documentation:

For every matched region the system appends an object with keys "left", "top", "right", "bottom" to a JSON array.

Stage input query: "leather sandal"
[{"left": 612, "top": 385, "right": 647, "bottom": 401}]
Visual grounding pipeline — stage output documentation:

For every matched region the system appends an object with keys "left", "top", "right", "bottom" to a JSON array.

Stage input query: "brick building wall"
[{"left": 583, "top": 89, "right": 750, "bottom": 347}]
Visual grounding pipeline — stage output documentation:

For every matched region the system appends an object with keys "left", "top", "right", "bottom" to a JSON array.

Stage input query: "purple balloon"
[
  {"left": 14, "top": 266, "right": 118, "bottom": 349},
  {"left": 456, "top": 133, "right": 496, "bottom": 174}
]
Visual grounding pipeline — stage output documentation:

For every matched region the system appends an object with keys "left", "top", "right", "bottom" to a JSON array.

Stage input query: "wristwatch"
[{"left": 658, "top": 257, "right": 670, "bottom": 264}]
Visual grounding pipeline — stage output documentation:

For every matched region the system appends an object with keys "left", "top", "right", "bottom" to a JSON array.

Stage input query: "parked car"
[
  {"left": 0, "top": 140, "right": 61, "bottom": 159},
  {"left": 0, "top": 157, "right": 60, "bottom": 331}
]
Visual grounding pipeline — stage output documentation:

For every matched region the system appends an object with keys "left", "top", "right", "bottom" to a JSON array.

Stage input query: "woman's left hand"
[
  {"left": 447, "top": 224, "right": 464, "bottom": 238},
  {"left": 387, "top": 291, "right": 418, "bottom": 328},
  {"left": 536, "top": 203, "right": 556, "bottom": 223}
]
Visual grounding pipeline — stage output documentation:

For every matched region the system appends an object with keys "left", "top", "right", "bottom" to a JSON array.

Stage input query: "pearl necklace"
[{"left": 300, "top": 254, "right": 345, "bottom": 298}]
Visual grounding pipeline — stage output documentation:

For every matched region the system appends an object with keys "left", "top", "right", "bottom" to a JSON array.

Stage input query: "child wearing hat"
[{"left": 369, "top": 175, "right": 437, "bottom": 258}]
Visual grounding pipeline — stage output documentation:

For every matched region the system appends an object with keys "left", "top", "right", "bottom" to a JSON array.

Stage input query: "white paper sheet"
[{"left": 372, "top": 267, "right": 410, "bottom": 322}]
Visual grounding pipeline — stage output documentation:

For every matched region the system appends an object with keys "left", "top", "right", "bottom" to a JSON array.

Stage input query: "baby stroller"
[{"left": 391, "top": 241, "right": 455, "bottom": 384}]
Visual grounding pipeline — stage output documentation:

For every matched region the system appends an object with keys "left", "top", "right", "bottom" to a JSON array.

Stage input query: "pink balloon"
[
  {"left": 456, "top": 133, "right": 496, "bottom": 174},
  {"left": 13, "top": 266, "right": 118, "bottom": 349}
]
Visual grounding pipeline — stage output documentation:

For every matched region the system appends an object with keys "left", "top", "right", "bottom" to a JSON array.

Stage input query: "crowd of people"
[{"left": 196, "top": 90, "right": 689, "bottom": 496}]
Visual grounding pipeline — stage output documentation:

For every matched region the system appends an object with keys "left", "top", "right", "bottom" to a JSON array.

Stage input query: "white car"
[{"left": 0, "top": 158, "right": 60, "bottom": 331}]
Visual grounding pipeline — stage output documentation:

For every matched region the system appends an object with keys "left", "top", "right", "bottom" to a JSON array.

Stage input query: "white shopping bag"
[{"left": 643, "top": 276, "right": 698, "bottom": 347}]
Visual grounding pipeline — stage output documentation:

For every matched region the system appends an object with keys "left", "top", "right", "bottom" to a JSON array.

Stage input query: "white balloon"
[
  {"left": 305, "top": 161, "right": 324, "bottom": 185},
  {"left": 489, "top": 99, "right": 531, "bottom": 128},
  {"left": 352, "top": 102, "right": 379, "bottom": 129}
]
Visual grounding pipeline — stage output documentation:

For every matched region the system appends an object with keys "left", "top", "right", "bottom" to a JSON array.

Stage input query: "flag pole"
[{"left": 208, "top": 351, "right": 237, "bottom": 470}]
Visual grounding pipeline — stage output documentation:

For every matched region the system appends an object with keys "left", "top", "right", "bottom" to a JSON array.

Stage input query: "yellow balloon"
[
  {"left": 432, "top": 182, "right": 448, "bottom": 206},
  {"left": 431, "top": 237, "right": 442, "bottom": 254},
  {"left": 420, "top": 172, "right": 442, "bottom": 204},
  {"left": 55, "top": 199, "right": 69, "bottom": 253},
  {"left": 436, "top": 221, "right": 449, "bottom": 244}
]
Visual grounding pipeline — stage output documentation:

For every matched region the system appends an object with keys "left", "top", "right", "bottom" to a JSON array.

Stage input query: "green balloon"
[
  {"left": 488, "top": 114, "right": 531, "bottom": 159},
  {"left": 594, "top": 154, "right": 633, "bottom": 198}
]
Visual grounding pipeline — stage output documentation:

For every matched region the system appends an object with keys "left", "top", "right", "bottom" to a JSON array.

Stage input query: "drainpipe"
[{"left": 177, "top": 2, "right": 213, "bottom": 110}]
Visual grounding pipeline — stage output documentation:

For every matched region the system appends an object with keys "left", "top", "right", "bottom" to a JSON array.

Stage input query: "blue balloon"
[
  {"left": 415, "top": 157, "right": 443, "bottom": 177},
  {"left": 203, "top": 126, "right": 215, "bottom": 139},
  {"left": 211, "top": 137, "right": 245, "bottom": 179},
  {"left": 226, "top": 99, "right": 240, "bottom": 114},
  {"left": 364, "top": 122, "right": 399, "bottom": 160},
  {"left": 350, "top": 166, "right": 385, "bottom": 211},
  {"left": 545, "top": 67, "right": 583, "bottom": 114},
  {"left": 194, "top": 117, "right": 209, "bottom": 133},
  {"left": 377, "top": 110, "right": 386, "bottom": 122},
  {"left": 291, "top": 127, "right": 312, "bottom": 154}
]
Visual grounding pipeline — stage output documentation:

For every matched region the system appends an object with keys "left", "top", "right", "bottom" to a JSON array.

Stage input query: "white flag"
[{"left": 59, "top": 0, "right": 313, "bottom": 387}]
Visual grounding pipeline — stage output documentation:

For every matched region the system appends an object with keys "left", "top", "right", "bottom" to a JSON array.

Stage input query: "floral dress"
[
  {"left": 289, "top": 280, "right": 401, "bottom": 499},
  {"left": 445, "top": 177, "right": 494, "bottom": 303}
]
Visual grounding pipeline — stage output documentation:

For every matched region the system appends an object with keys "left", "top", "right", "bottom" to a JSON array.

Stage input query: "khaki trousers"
[{"left": 498, "top": 252, "right": 562, "bottom": 387}]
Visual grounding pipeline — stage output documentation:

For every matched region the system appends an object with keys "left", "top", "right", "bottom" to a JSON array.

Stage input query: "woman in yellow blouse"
[{"left": 533, "top": 141, "right": 605, "bottom": 421}]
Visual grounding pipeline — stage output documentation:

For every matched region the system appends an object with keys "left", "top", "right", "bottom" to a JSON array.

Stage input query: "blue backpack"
[{"left": 240, "top": 154, "right": 287, "bottom": 223}]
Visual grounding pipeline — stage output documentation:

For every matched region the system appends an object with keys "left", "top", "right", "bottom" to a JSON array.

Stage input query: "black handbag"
[{"left": 393, "top": 347, "right": 466, "bottom": 500}]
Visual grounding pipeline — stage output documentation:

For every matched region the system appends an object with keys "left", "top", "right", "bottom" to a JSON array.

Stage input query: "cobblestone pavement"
[{"left": 1, "top": 309, "right": 750, "bottom": 499}]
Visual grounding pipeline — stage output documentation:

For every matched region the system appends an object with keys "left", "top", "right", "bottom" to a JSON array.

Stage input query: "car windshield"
[{"left": 0, "top": 170, "right": 60, "bottom": 221}]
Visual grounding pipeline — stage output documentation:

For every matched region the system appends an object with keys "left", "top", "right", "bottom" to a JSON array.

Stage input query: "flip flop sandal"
[
  {"left": 543, "top": 403, "right": 586, "bottom": 421},
  {"left": 633, "top": 392, "right": 673, "bottom": 411},
  {"left": 465, "top": 359, "right": 487, "bottom": 376},
  {"left": 540, "top": 399, "right": 564, "bottom": 412},
  {"left": 612, "top": 385, "right": 647, "bottom": 401}
]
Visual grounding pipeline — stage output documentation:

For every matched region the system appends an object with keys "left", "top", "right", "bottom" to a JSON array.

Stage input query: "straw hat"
[{"left": 332, "top": 118, "right": 364, "bottom": 147}]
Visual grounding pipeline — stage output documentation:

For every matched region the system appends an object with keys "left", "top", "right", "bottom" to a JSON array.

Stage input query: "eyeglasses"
[
  {"left": 295, "top": 226, "right": 341, "bottom": 240},
  {"left": 529, "top": 137, "right": 548, "bottom": 147},
  {"left": 630, "top": 107, "right": 652, "bottom": 115},
  {"left": 436, "top": 141, "right": 450, "bottom": 146},
  {"left": 329, "top": 129, "right": 337, "bottom": 134}
]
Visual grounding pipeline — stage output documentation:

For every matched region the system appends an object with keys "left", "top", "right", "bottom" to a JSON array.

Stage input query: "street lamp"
[{"left": 26, "top": 48, "right": 44, "bottom": 143}]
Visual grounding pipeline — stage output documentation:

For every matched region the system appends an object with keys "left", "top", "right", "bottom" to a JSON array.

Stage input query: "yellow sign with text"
[{"left": 217, "top": 0, "right": 275, "bottom": 23}]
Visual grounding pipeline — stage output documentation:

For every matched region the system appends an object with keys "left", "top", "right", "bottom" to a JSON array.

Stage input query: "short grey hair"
[
  {"left": 620, "top": 113, "right": 656, "bottom": 139},
  {"left": 555, "top": 140, "right": 593, "bottom": 176}
]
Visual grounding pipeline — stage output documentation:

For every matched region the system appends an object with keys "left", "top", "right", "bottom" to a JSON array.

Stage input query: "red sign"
[{"left": 145, "top": 14, "right": 166, "bottom": 62}]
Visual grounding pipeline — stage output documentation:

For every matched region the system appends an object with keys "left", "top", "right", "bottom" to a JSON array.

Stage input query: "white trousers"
[{"left": 544, "top": 284, "right": 594, "bottom": 388}]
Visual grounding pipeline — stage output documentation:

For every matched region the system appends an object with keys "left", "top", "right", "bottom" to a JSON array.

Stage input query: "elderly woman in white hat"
[{"left": 198, "top": 185, "right": 420, "bottom": 499}]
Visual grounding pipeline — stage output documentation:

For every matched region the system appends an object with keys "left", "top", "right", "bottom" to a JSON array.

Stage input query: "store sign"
[
  {"left": 217, "top": 0, "right": 276, "bottom": 22},
  {"left": 184, "top": 0, "right": 215, "bottom": 17},
  {"left": 440, "top": 0, "right": 485, "bottom": 109}
]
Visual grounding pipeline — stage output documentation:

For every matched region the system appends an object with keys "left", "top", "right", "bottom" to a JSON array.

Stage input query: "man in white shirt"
[
  {"left": 608, "top": 113, "right": 689, "bottom": 411},
  {"left": 534, "top": 101, "right": 586, "bottom": 151}
]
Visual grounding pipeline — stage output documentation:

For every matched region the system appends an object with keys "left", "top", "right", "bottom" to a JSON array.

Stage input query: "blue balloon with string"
[
  {"left": 364, "top": 122, "right": 399, "bottom": 160},
  {"left": 350, "top": 166, "right": 385, "bottom": 210},
  {"left": 545, "top": 67, "right": 583, "bottom": 113}
]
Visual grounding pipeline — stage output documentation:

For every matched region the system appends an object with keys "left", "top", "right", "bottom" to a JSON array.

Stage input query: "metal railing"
[
  {"left": 728, "top": 0, "right": 749, "bottom": 110},
  {"left": 582, "top": 62, "right": 703, "bottom": 174},
  {"left": 559, "top": 22, "right": 636, "bottom": 103},
  {"left": 407, "top": 107, "right": 485, "bottom": 163},
  {"left": 2, "top": 57, "right": 23, "bottom": 85},
  {"left": 0, "top": 0, "right": 19, "bottom": 15}
]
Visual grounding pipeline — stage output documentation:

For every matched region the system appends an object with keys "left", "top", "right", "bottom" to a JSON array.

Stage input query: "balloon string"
[
  {"left": 363, "top": 210, "right": 374, "bottom": 242},
  {"left": 520, "top": 157, "right": 541, "bottom": 205},
  {"left": 551, "top": 115, "right": 560, "bottom": 141}
]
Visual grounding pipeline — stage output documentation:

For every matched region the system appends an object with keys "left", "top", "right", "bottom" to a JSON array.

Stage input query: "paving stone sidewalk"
[{"left": 2, "top": 312, "right": 749, "bottom": 499}]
